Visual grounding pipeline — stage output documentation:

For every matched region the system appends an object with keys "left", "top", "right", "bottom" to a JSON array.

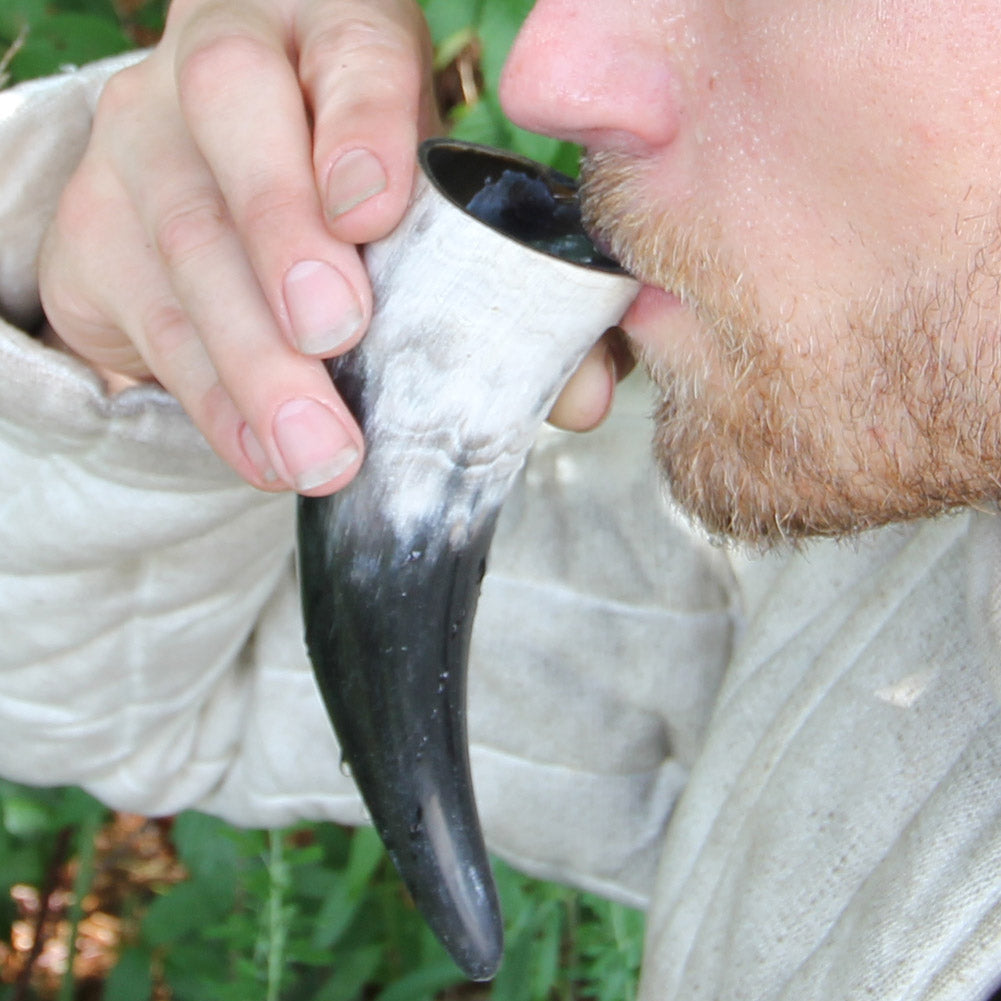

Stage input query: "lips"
[
  {"left": 296, "top": 140, "right": 638, "bottom": 981},
  {"left": 624, "top": 284, "right": 684, "bottom": 328}
]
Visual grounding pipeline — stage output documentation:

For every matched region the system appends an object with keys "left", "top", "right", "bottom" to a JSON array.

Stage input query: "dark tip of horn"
[{"left": 297, "top": 491, "right": 503, "bottom": 981}]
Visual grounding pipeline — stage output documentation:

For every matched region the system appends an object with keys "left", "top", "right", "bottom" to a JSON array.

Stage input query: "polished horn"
[{"left": 297, "top": 139, "right": 638, "bottom": 980}]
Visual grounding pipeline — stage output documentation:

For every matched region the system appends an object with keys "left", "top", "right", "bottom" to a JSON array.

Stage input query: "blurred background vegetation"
[
  {"left": 0, "top": 0, "right": 581, "bottom": 173},
  {"left": 0, "top": 0, "right": 642, "bottom": 999}
]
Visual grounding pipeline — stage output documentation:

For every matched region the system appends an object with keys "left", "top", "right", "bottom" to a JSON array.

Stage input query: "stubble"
[{"left": 580, "top": 149, "right": 1001, "bottom": 544}]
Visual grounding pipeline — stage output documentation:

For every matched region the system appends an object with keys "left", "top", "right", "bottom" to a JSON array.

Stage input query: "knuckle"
[
  {"left": 37, "top": 267, "right": 91, "bottom": 335},
  {"left": 53, "top": 164, "right": 107, "bottom": 236},
  {"left": 299, "top": 15, "right": 423, "bottom": 95},
  {"left": 140, "top": 299, "right": 192, "bottom": 363},
  {"left": 237, "top": 182, "right": 305, "bottom": 236},
  {"left": 177, "top": 28, "right": 277, "bottom": 110},
  {"left": 42, "top": 172, "right": 120, "bottom": 316},
  {"left": 93, "top": 63, "right": 144, "bottom": 122},
  {"left": 200, "top": 380, "right": 236, "bottom": 434},
  {"left": 154, "top": 193, "right": 228, "bottom": 270},
  {"left": 195, "top": 380, "right": 247, "bottom": 467}
]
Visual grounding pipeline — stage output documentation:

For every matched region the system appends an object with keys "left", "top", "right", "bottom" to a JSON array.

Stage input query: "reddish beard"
[{"left": 579, "top": 149, "right": 1001, "bottom": 545}]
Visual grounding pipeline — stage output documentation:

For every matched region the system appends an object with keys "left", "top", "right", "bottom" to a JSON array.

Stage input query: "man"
[{"left": 1, "top": 1, "right": 999, "bottom": 998}]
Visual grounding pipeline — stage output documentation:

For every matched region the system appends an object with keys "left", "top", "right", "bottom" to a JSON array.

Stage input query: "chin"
[
  {"left": 631, "top": 312, "right": 1001, "bottom": 546},
  {"left": 648, "top": 371, "right": 1001, "bottom": 547}
]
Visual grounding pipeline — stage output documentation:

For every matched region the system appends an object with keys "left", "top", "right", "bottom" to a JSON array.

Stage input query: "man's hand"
[
  {"left": 38, "top": 0, "right": 629, "bottom": 496},
  {"left": 39, "top": 0, "right": 440, "bottom": 495}
]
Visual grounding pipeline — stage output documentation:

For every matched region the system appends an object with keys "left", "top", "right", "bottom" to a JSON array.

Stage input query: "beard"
[{"left": 579, "top": 150, "right": 1001, "bottom": 546}]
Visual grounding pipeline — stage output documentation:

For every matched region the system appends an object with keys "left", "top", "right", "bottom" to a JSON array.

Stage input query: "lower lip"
[{"left": 622, "top": 284, "right": 683, "bottom": 336}]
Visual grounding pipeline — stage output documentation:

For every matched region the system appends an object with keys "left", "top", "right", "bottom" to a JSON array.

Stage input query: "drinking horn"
[{"left": 297, "top": 138, "right": 638, "bottom": 980}]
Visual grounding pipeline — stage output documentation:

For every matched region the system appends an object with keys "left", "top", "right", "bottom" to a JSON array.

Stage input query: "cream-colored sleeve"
[
  {"left": 0, "top": 61, "right": 737, "bottom": 908},
  {"left": 0, "top": 52, "right": 144, "bottom": 331},
  {"left": 468, "top": 381, "right": 736, "bottom": 906},
  {"left": 0, "top": 59, "right": 371, "bottom": 826}
]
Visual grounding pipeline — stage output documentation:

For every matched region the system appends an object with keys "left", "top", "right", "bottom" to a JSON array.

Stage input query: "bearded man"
[{"left": 1, "top": 1, "right": 1000, "bottom": 999}]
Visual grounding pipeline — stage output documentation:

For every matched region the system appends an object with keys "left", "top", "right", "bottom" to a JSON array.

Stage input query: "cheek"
[
  {"left": 686, "top": 13, "right": 960, "bottom": 297},
  {"left": 720, "top": 15, "right": 1001, "bottom": 289}
]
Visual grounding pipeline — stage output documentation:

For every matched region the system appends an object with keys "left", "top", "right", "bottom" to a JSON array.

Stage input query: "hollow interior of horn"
[{"left": 417, "top": 138, "right": 624, "bottom": 274}]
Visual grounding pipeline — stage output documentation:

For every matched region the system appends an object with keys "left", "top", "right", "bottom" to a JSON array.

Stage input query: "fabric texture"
[
  {"left": 0, "top": 56, "right": 734, "bottom": 910},
  {"left": 644, "top": 515, "right": 1001, "bottom": 1001},
  {"left": 2, "top": 56, "right": 1001, "bottom": 1001}
]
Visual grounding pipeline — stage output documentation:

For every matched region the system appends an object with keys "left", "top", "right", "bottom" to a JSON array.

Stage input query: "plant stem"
[
  {"left": 12, "top": 827, "right": 73, "bottom": 1001},
  {"left": 57, "top": 810, "right": 102, "bottom": 1001},
  {"left": 563, "top": 893, "right": 580, "bottom": 1001},
  {"left": 0, "top": 23, "right": 29, "bottom": 89},
  {"left": 265, "top": 830, "right": 290, "bottom": 1001}
]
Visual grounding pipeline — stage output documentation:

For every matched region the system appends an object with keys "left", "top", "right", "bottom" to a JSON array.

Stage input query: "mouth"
[
  {"left": 624, "top": 284, "right": 685, "bottom": 325},
  {"left": 296, "top": 139, "right": 638, "bottom": 981},
  {"left": 576, "top": 211, "right": 682, "bottom": 329}
]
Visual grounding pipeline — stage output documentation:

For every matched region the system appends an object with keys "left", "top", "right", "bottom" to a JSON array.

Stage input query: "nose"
[{"left": 499, "top": 0, "right": 682, "bottom": 151}]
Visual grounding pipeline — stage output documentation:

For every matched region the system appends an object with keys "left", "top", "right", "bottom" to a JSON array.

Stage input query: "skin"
[
  {"left": 40, "top": 0, "right": 448, "bottom": 495},
  {"left": 37, "top": 0, "right": 621, "bottom": 499},
  {"left": 42, "top": 0, "right": 1001, "bottom": 543},
  {"left": 501, "top": 0, "right": 1001, "bottom": 543}
]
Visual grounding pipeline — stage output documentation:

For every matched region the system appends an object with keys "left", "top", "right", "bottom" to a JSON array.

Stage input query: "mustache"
[{"left": 579, "top": 149, "right": 758, "bottom": 348}]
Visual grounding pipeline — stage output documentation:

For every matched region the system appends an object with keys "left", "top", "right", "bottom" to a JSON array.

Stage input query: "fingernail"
[
  {"left": 284, "top": 260, "right": 363, "bottom": 355},
  {"left": 326, "top": 148, "right": 387, "bottom": 219},
  {"left": 240, "top": 423, "right": 279, "bottom": 484},
  {"left": 273, "top": 398, "right": 359, "bottom": 493}
]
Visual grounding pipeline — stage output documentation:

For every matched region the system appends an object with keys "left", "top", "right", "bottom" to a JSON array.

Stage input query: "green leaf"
[
  {"left": 419, "top": 0, "right": 479, "bottom": 45},
  {"left": 489, "top": 921, "right": 538, "bottom": 1001},
  {"left": 0, "top": 0, "right": 45, "bottom": 38},
  {"left": 374, "top": 959, "right": 465, "bottom": 1001},
  {"left": 433, "top": 26, "right": 477, "bottom": 71},
  {"left": 103, "top": 947, "right": 154, "bottom": 1001},
  {"left": 7, "top": 12, "right": 130, "bottom": 83},
  {"left": 0, "top": 845, "right": 46, "bottom": 893},
  {"left": 142, "top": 880, "right": 228, "bottom": 946},
  {"left": 311, "top": 876, "right": 360, "bottom": 951},
  {"left": 449, "top": 93, "right": 508, "bottom": 148},
  {"left": 57, "top": 0, "right": 118, "bottom": 18},
  {"left": 170, "top": 811, "right": 240, "bottom": 909},
  {"left": 53, "top": 786, "right": 107, "bottom": 828},
  {"left": 345, "top": 827, "right": 386, "bottom": 896},
  {"left": 0, "top": 792, "right": 51, "bottom": 838},
  {"left": 530, "top": 901, "right": 564, "bottom": 999},
  {"left": 313, "top": 943, "right": 383, "bottom": 1001},
  {"left": 477, "top": 0, "right": 534, "bottom": 92},
  {"left": 309, "top": 827, "right": 387, "bottom": 950}
]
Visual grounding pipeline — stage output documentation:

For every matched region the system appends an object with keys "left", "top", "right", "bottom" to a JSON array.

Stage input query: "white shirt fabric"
[{"left": 1, "top": 55, "right": 1000, "bottom": 1001}]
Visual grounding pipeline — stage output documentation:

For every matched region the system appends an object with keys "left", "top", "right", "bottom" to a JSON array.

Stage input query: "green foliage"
[
  {"left": 418, "top": 0, "right": 581, "bottom": 175},
  {"left": 0, "top": 782, "right": 643, "bottom": 1000},
  {"left": 0, "top": 781, "right": 110, "bottom": 1001},
  {"left": 0, "top": 0, "right": 167, "bottom": 86},
  {"left": 123, "top": 814, "right": 644, "bottom": 1000},
  {"left": 0, "top": 780, "right": 107, "bottom": 933},
  {"left": 489, "top": 864, "right": 644, "bottom": 1001}
]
